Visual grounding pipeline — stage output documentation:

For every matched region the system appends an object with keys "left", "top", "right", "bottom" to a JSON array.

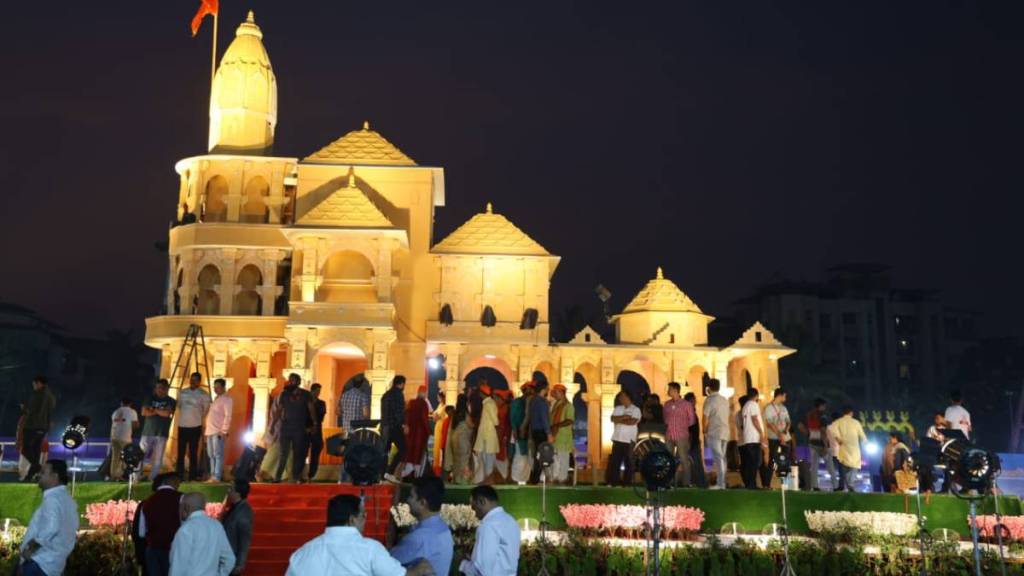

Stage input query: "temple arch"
[
  {"left": 197, "top": 264, "right": 221, "bottom": 314},
  {"left": 240, "top": 175, "right": 270, "bottom": 223},
  {"left": 319, "top": 250, "right": 375, "bottom": 303},
  {"left": 233, "top": 264, "right": 263, "bottom": 315},
  {"left": 204, "top": 175, "right": 228, "bottom": 222}
]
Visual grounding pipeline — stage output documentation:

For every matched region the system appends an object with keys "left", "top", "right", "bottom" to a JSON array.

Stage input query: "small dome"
[{"left": 621, "top": 268, "right": 703, "bottom": 314}]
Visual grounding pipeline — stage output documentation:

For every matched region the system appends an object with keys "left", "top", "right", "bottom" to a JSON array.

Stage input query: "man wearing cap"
[
  {"left": 401, "top": 386, "right": 432, "bottom": 479},
  {"left": 473, "top": 385, "right": 499, "bottom": 483},
  {"left": 549, "top": 385, "right": 575, "bottom": 483}
]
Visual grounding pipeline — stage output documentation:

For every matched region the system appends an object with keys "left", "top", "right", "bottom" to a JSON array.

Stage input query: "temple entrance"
[{"left": 313, "top": 342, "right": 369, "bottom": 429}]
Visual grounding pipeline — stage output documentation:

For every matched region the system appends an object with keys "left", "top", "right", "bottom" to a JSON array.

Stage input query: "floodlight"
[
  {"left": 940, "top": 439, "right": 1000, "bottom": 493},
  {"left": 633, "top": 437, "right": 677, "bottom": 491},
  {"left": 62, "top": 416, "right": 91, "bottom": 450},
  {"left": 121, "top": 444, "right": 144, "bottom": 470}
]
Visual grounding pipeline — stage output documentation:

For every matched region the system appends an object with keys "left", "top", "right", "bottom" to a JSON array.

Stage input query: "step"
[{"left": 244, "top": 559, "right": 289, "bottom": 576}]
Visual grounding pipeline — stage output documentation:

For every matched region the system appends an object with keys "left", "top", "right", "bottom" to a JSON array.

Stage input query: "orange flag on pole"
[{"left": 190, "top": 0, "right": 219, "bottom": 37}]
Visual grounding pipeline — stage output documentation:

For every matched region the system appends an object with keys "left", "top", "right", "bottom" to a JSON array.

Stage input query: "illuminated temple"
[{"left": 144, "top": 13, "right": 795, "bottom": 474}]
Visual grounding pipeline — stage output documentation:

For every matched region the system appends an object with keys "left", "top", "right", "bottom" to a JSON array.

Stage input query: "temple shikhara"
[{"left": 144, "top": 13, "right": 795, "bottom": 474}]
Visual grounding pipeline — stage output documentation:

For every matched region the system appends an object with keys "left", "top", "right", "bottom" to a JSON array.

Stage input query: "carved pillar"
[
  {"left": 560, "top": 354, "right": 577, "bottom": 398},
  {"left": 249, "top": 377, "right": 275, "bottom": 442},
  {"left": 376, "top": 240, "right": 393, "bottom": 303},
  {"left": 597, "top": 350, "right": 616, "bottom": 467},
  {"left": 226, "top": 162, "right": 242, "bottom": 222},
  {"left": 366, "top": 328, "right": 397, "bottom": 420},
  {"left": 440, "top": 344, "right": 463, "bottom": 398},
  {"left": 218, "top": 248, "right": 238, "bottom": 315},
  {"left": 298, "top": 237, "right": 323, "bottom": 303}
]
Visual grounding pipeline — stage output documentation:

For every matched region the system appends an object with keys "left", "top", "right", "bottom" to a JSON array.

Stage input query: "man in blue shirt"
[
  {"left": 390, "top": 476, "right": 454, "bottom": 575},
  {"left": 527, "top": 385, "right": 552, "bottom": 484}
]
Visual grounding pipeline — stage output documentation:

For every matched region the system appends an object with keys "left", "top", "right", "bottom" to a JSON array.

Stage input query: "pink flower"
[
  {"left": 205, "top": 502, "right": 225, "bottom": 519},
  {"left": 971, "top": 515, "right": 1024, "bottom": 541},
  {"left": 559, "top": 503, "right": 704, "bottom": 535},
  {"left": 85, "top": 500, "right": 139, "bottom": 528}
]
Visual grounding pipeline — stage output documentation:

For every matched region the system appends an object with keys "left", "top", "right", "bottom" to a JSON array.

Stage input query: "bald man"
[{"left": 169, "top": 492, "right": 235, "bottom": 576}]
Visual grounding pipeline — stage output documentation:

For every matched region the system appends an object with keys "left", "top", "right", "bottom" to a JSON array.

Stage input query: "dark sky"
[{"left": 1, "top": 1, "right": 1021, "bottom": 340}]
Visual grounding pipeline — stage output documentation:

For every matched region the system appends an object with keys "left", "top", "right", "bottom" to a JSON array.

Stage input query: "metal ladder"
[{"left": 167, "top": 323, "right": 213, "bottom": 394}]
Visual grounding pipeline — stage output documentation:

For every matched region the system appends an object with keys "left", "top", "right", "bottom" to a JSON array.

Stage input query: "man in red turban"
[{"left": 400, "top": 385, "right": 431, "bottom": 478}]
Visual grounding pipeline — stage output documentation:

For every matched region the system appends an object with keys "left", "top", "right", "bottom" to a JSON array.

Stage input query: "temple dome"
[
  {"left": 621, "top": 267, "right": 703, "bottom": 314},
  {"left": 432, "top": 203, "right": 550, "bottom": 256},
  {"left": 304, "top": 121, "right": 416, "bottom": 166}
]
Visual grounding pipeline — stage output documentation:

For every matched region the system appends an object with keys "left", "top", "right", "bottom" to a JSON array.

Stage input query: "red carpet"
[{"left": 245, "top": 483, "right": 396, "bottom": 576}]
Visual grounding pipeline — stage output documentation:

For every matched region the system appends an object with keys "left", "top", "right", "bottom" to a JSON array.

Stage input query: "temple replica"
[{"left": 144, "top": 12, "right": 795, "bottom": 477}]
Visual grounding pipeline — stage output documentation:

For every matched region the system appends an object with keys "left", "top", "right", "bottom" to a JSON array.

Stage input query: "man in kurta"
[
  {"left": 509, "top": 384, "right": 532, "bottom": 484},
  {"left": 494, "top": 390, "right": 512, "bottom": 482},
  {"left": 473, "top": 385, "right": 499, "bottom": 484},
  {"left": 549, "top": 385, "right": 574, "bottom": 483},
  {"left": 401, "top": 386, "right": 432, "bottom": 479}
]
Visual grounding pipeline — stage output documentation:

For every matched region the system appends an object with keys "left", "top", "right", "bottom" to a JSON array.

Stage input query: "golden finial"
[
  {"left": 656, "top": 267, "right": 664, "bottom": 280},
  {"left": 347, "top": 167, "right": 356, "bottom": 188},
  {"left": 486, "top": 202, "right": 493, "bottom": 214},
  {"left": 246, "top": 10, "right": 255, "bottom": 23},
  {"left": 363, "top": 120, "right": 370, "bottom": 130}
]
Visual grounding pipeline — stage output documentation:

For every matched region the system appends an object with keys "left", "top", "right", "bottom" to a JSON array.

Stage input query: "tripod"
[
  {"left": 536, "top": 461, "right": 553, "bottom": 576},
  {"left": 912, "top": 483, "right": 931, "bottom": 576},
  {"left": 778, "top": 479, "right": 796, "bottom": 576},
  {"left": 113, "top": 465, "right": 139, "bottom": 576},
  {"left": 644, "top": 491, "right": 665, "bottom": 576}
]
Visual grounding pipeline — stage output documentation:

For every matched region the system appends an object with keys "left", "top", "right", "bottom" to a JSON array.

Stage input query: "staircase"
[{"left": 245, "top": 483, "right": 396, "bottom": 576}]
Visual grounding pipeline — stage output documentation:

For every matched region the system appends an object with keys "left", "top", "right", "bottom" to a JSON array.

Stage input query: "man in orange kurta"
[{"left": 401, "top": 386, "right": 431, "bottom": 479}]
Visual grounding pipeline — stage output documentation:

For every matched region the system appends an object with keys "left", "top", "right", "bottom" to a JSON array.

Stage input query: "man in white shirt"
[
  {"left": 169, "top": 492, "right": 235, "bottom": 576},
  {"left": 19, "top": 460, "right": 79, "bottom": 576},
  {"left": 205, "top": 378, "right": 233, "bottom": 482},
  {"left": 604, "top": 391, "right": 642, "bottom": 487},
  {"left": 944, "top": 390, "right": 972, "bottom": 440},
  {"left": 287, "top": 494, "right": 432, "bottom": 576},
  {"left": 701, "top": 379, "right": 731, "bottom": 489},
  {"left": 833, "top": 406, "right": 867, "bottom": 492},
  {"left": 177, "top": 372, "right": 212, "bottom": 481},
  {"left": 762, "top": 388, "right": 791, "bottom": 486},
  {"left": 110, "top": 397, "right": 139, "bottom": 481},
  {"left": 460, "top": 485, "right": 520, "bottom": 576},
  {"left": 739, "top": 389, "right": 765, "bottom": 490}
]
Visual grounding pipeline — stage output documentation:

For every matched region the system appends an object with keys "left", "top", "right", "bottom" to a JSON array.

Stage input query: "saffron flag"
[{"left": 190, "top": 0, "right": 219, "bottom": 37}]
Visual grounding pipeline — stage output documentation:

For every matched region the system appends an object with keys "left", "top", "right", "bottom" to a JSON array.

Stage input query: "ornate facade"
[{"left": 144, "top": 13, "right": 795, "bottom": 472}]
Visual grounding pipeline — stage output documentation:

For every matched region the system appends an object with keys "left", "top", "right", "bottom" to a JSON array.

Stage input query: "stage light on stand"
[
  {"left": 116, "top": 443, "right": 144, "bottom": 575},
  {"left": 427, "top": 357, "right": 442, "bottom": 371},
  {"left": 62, "top": 416, "right": 90, "bottom": 496},
  {"left": 939, "top": 439, "right": 1003, "bottom": 576},
  {"left": 121, "top": 444, "right": 143, "bottom": 471},
  {"left": 633, "top": 438, "right": 677, "bottom": 492},
  {"left": 243, "top": 430, "right": 255, "bottom": 446},
  {"left": 865, "top": 441, "right": 880, "bottom": 457}
]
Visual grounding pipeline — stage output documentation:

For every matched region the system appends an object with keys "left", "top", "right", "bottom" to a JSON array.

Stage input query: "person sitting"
[
  {"left": 169, "top": 492, "right": 235, "bottom": 576},
  {"left": 881, "top": 432, "right": 911, "bottom": 493},
  {"left": 287, "top": 494, "right": 432, "bottom": 575},
  {"left": 18, "top": 460, "right": 79, "bottom": 576},
  {"left": 390, "top": 476, "right": 454, "bottom": 576},
  {"left": 459, "top": 485, "right": 520, "bottom": 576}
]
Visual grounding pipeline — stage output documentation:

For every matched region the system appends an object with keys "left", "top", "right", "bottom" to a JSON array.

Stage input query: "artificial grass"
[
  {"left": 0, "top": 482, "right": 229, "bottom": 526},
  {"left": 437, "top": 484, "right": 1022, "bottom": 537},
  {"left": 1, "top": 481, "right": 1017, "bottom": 539}
]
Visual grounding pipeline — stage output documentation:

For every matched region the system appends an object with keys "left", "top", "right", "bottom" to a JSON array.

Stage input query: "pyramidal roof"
[
  {"left": 621, "top": 268, "right": 703, "bottom": 314},
  {"left": 432, "top": 203, "right": 550, "bottom": 256},
  {"left": 304, "top": 121, "right": 416, "bottom": 165},
  {"left": 297, "top": 170, "right": 394, "bottom": 228}
]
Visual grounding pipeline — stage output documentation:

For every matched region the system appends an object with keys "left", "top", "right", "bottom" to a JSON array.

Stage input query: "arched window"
[
  {"left": 233, "top": 264, "right": 263, "bottom": 315},
  {"left": 319, "top": 250, "right": 375, "bottom": 303},
  {"left": 203, "top": 175, "right": 228, "bottom": 222},
  {"left": 197, "top": 264, "right": 221, "bottom": 314},
  {"left": 240, "top": 176, "right": 270, "bottom": 223}
]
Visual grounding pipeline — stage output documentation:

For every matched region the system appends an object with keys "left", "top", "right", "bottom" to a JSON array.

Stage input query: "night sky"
[{"left": 2, "top": 1, "right": 1021, "bottom": 339}]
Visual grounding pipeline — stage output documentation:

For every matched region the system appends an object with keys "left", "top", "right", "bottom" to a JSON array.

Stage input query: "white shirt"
[
  {"left": 926, "top": 425, "right": 945, "bottom": 442},
  {"left": 177, "top": 388, "right": 212, "bottom": 428},
  {"left": 169, "top": 510, "right": 236, "bottom": 576},
  {"left": 702, "top": 393, "right": 730, "bottom": 440},
  {"left": 460, "top": 506, "right": 520, "bottom": 576},
  {"left": 205, "top": 394, "right": 233, "bottom": 436},
  {"left": 763, "top": 402, "right": 791, "bottom": 442},
  {"left": 287, "top": 526, "right": 405, "bottom": 576},
  {"left": 610, "top": 405, "right": 642, "bottom": 443},
  {"left": 21, "top": 485, "right": 79, "bottom": 576},
  {"left": 944, "top": 405, "right": 972, "bottom": 438},
  {"left": 111, "top": 406, "right": 139, "bottom": 443},
  {"left": 741, "top": 400, "right": 763, "bottom": 445}
]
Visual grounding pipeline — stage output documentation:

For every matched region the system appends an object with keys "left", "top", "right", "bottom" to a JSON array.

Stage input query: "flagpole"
[{"left": 210, "top": 11, "right": 218, "bottom": 95}]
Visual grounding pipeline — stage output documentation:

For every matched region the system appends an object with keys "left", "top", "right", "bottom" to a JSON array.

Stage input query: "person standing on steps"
[
  {"left": 221, "top": 479, "right": 253, "bottom": 576},
  {"left": 275, "top": 373, "right": 316, "bottom": 484},
  {"left": 307, "top": 383, "right": 327, "bottom": 481},
  {"left": 605, "top": 391, "right": 641, "bottom": 487},
  {"left": 702, "top": 379, "right": 731, "bottom": 490},
  {"left": 381, "top": 376, "right": 407, "bottom": 482},
  {"left": 176, "top": 372, "right": 212, "bottom": 482},
  {"left": 663, "top": 382, "right": 695, "bottom": 488}
]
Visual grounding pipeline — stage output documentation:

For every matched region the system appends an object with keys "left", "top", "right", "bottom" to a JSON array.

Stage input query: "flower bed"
[
  {"left": 971, "top": 515, "right": 1024, "bottom": 541},
  {"left": 804, "top": 510, "right": 918, "bottom": 537},
  {"left": 558, "top": 504, "right": 704, "bottom": 539},
  {"left": 84, "top": 499, "right": 224, "bottom": 528},
  {"left": 390, "top": 503, "right": 479, "bottom": 530}
]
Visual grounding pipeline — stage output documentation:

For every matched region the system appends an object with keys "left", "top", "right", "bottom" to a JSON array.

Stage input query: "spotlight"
[
  {"left": 344, "top": 443, "right": 386, "bottom": 486},
  {"left": 536, "top": 442, "right": 555, "bottom": 468},
  {"left": 940, "top": 439, "right": 1001, "bottom": 493},
  {"left": 243, "top": 430, "right": 255, "bottom": 446},
  {"left": 121, "top": 444, "right": 144, "bottom": 471},
  {"left": 427, "top": 357, "right": 442, "bottom": 371},
  {"left": 633, "top": 437, "right": 677, "bottom": 492},
  {"left": 773, "top": 447, "right": 792, "bottom": 478},
  {"left": 864, "top": 441, "right": 880, "bottom": 457},
  {"left": 62, "top": 416, "right": 91, "bottom": 451}
]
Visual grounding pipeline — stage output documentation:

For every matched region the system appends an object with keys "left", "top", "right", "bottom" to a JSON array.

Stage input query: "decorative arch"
[
  {"left": 240, "top": 175, "right": 270, "bottom": 223},
  {"left": 233, "top": 264, "right": 263, "bottom": 315},
  {"left": 319, "top": 250, "right": 376, "bottom": 303},
  {"left": 204, "top": 175, "right": 228, "bottom": 222},
  {"left": 463, "top": 355, "right": 516, "bottom": 393},
  {"left": 197, "top": 264, "right": 221, "bottom": 314},
  {"left": 314, "top": 341, "right": 370, "bottom": 427},
  {"left": 616, "top": 369, "right": 649, "bottom": 407},
  {"left": 574, "top": 362, "right": 600, "bottom": 396},
  {"left": 533, "top": 360, "right": 556, "bottom": 388},
  {"left": 686, "top": 365, "right": 710, "bottom": 396},
  {"left": 619, "top": 356, "right": 670, "bottom": 399},
  {"left": 465, "top": 366, "right": 509, "bottom": 390}
]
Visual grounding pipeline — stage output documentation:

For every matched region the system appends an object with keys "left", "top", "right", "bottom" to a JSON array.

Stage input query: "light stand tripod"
[
  {"left": 69, "top": 449, "right": 81, "bottom": 497},
  {"left": 912, "top": 484, "right": 931, "bottom": 576},
  {"left": 990, "top": 479, "right": 1009, "bottom": 576},
  {"left": 644, "top": 490, "right": 665, "bottom": 576},
  {"left": 778, "top": 477, "right": 796, "bottom": 576},
  {"left": 536, "top": 449, "right": 555, "bottom": 576},
  {"left": 113, "top": 464, "right": 138, "bottom": 576}
]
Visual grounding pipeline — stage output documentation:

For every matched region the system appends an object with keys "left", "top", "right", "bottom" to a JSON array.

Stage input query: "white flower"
[
  {"left": 390, "top": 503, "right": 479, "bottom": 531},
  {"left": 804, "top": 510, "right": 918, "bottom": 536}
]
